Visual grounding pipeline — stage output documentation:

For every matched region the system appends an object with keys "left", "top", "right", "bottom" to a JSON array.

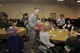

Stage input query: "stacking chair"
[{"left": 35, "top": 39, "right": 52, "bottom": 53}]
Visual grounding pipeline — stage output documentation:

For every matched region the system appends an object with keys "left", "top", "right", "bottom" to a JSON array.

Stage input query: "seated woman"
[
  {"left": 36, "top": 20, "right": 43, "bottom": 32},
  {"left": 39, "top": 21, "right": 56, "bottom": 53},
  {"left": 6, "top": 21, "right": 24, "bottom": 53},
  {"left": 62, "top": 20, "right": 74, "bottom": 36},
  {"left": 36, "top": 20, "right": 43, "bottom": 39}
]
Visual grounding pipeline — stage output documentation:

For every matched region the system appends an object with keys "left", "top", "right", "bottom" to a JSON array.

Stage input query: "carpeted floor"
[
  {"left": 0, "top": 39, "right": 67, "bottom": 53},
  {"left": 0, "top": 40, "right": 35, "bottom": 53}
]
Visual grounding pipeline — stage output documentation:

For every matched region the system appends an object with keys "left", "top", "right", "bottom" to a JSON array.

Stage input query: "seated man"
[{"left": 65, "top": 36, "right": 80, "bottom": 53}]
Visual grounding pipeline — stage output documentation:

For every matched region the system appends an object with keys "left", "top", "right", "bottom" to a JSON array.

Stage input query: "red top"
[{"left": 36, "top": 24, "right": 43, "bottom": 31}]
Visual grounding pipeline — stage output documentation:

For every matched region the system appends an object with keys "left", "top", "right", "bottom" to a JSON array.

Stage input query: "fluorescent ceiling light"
[
  {"left": 77, "top": 0, "right": 80, "bottom": 2},
  {"left": 57, "top": 0, "right": 64, "bottom": 1}
]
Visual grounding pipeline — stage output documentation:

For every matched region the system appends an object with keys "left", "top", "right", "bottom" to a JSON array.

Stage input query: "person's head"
[
  {"left": 60, "top": 14, "right": 64, "bottom": 18},
  {"left": 0, "top": 12, "right": 8, "bottom": 21},
  {"left": 10, "top": 20, "right": 17, "bottom": 27},
  {"left": 23, "top": 13, "right": 28, "bottom": 20},
  {"left": 34, "top": 8, "right": 40, "bottom": 16},
  {"left": 17, "top": 19, "right": 20, "bottom": 22},
  {"left": 37, "top": 20, "right": 42, "bottom": 24},
  {"left": 13, "top": 22, "right": 17, "bottom": 26},
  {"left": 42, "top": 21, "right": 51, "bottom": 31}
]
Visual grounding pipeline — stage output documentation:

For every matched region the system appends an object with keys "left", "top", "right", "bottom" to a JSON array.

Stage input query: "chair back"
[{"left": 35, "top": 39, "right": 52, "bottom": 53}]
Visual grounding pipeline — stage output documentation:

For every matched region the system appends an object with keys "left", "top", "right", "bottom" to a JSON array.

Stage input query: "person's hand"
[
  {"left": 35, "top": 27, "right": 38, "bottom": 30},
  {"left": 50, "top": 44, "right": 55, "bottom": 47},
  {"left": 49, "top": 35, "right": 53, "bottom": 38},
  {"left": 6, "top": 49, "right": 9, "bottom": 52},
  {"left": 52, "top": 28, "right": 54, "bottom": 31},
  {"left": 53, "top": 35, "right": 56, "bottom": 38},
  {"left": 64, "top": 46, "right": 71, "bottom": 52}
]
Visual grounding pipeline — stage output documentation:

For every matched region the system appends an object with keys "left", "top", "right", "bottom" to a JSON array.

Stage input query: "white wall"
[
  {"left": 75, "top": 6, "right": 80, "bottom": 18},
  {"left": 0, "top": 3, "right": 77, "bottom": 19}
]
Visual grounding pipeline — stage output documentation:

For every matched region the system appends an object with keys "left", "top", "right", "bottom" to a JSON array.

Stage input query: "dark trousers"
[
  {"left": 55, "top": 43, "right": 65, "bottom": 53},
  {"left": 49, "top": 47, "right": 56, "bottom": 53}
]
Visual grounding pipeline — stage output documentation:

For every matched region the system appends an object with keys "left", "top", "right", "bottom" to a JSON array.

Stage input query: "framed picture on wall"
[{"left": 50, "top": 13, "right": 56, "bottom": 19}]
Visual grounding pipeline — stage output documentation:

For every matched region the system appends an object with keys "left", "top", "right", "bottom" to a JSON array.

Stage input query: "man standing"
[{"left": 28, "top": 8, "right": 40, "bottom": 48}]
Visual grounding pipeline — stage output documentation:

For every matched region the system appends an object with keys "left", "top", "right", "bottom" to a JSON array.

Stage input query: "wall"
[
  {"left": 75, "top": 6, "right": 80, "bottom": 18},
  {"left": 0, "top": 3, "right": 77, "bottom": 19}
]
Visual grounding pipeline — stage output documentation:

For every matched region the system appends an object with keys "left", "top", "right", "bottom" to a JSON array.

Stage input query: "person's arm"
[
  {"left": 28, "top": 16, "right": 36, "bottom": 29},
  {"left": 62, "top": 24, "right": 66, "bottom": 29},
  {"left": 71, "top": 26, "right": 74, "bottom": 33},
  {"left": 45, "top": 33, "right": 55, "bottom": 47},
  {"left": 56, "top": 18, "right": 59, "bottom": 23},
  {"left": 63, "top": 18, "right": 65, "bottom": 24}
]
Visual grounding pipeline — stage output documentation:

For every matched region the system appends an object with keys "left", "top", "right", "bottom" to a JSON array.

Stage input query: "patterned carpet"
[
  {"left": 0, "top": 39, "right": 67, "bottom": 53},
  {"left": 0, "top": 40, "right": 35, "bottom": 53}
]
